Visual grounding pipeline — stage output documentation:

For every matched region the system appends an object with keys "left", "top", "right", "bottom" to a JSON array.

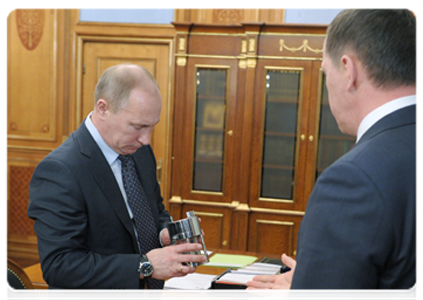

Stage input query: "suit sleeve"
[
  {"left": 27, "top": 158, "right": 140, "bottom": 289},
  {"left": 291, "top": 161, "right": 391, "bottom": 289}
]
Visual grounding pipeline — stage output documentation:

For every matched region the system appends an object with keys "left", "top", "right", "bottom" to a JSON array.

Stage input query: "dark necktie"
[{"left": 118, "top": 154, "right": 164, "bottom": 289}]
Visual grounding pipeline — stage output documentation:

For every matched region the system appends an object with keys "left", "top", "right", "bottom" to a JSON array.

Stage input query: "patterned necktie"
[{"left": 118, "top": 154, "right": 164, "bottom": 289}]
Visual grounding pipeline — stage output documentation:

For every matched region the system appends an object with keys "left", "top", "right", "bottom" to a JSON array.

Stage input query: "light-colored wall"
[
  {"left": 79, "top": 9, "right": 174, "bottom": 24},
  {"left": 79, "top": 9, "right": 342, "bottom": 24},
  {"left": 285, "top": 9, "right": 342, "bottom": 24}
]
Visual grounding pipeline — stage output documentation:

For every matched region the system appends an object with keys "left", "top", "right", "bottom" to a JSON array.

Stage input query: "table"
[{"left": 23, "top": 248, "right": 280, "bottom": 289}]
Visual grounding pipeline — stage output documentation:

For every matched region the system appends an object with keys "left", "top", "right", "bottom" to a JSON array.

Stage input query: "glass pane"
[
  {"left": 316, "top": 75, "right": 355, "bottom": 178},
  {"left": 192, "top": 68, "right": 227, "bottom": 192},
  {"left": 261, "top": 69, "right": 301, "bottom": 199}
]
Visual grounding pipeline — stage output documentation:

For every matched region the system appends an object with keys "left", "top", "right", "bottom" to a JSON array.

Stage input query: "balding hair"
[{"left": 94, "top": 63, "right": 160, "bottom": 112}]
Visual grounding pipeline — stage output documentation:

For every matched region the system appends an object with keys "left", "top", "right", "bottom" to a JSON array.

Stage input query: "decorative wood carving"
[
  {"left": 212, "top": 9, "right": 243, "bottom": 24},
  {"left": 8, "top": 166, "right": 36, "bottom": 236},
  {"left": 279, "top": 39, "right": 323, "bottom": 54},
  {"left": 16, "top": 9, "right": 45, "bottom": 51},
  {"left": 9, "top": 122, "right": 18, "bottom": 131}
]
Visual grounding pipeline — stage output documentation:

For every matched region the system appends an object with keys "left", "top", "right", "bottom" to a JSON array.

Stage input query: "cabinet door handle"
[
  {"left": 300, "top": 134, "right": 306, "bottom": 141},
  {"left": 309, "top": 135, "right": 314, "bottom": 142},
  {"left": 227, "top": 130, "right": 233, "bottom": 136}
]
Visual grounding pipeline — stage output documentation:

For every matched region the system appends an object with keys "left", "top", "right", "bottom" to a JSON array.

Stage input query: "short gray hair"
[{"left": 94, "top": 63, "right": 159, "bottom": 112}]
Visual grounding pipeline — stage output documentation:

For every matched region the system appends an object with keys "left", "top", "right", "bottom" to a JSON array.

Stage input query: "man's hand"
[
  {"left": 145, "top": 243, "right": 207, "bottom": 280},
  {"left": 246, "top": 254, "right": 297, "bottom": 289}
]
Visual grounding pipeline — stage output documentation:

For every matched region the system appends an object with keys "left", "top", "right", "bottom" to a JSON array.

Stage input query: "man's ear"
[
  {"left": 341, "top": 54, "right": 358, "bottom": 92},
  {"left": 96, "top": 99, "right": 109, "bottom": 117}
]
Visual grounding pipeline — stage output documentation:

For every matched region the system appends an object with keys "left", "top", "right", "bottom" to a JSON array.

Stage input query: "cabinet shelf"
[
  {"left": 263, "top": 164, "right": 294, "bottom": 170},
  {"left": 196, "top": 127, "right": 224, "bottom": 133},
  {"left": 194, "top": 158, "right": 223, "bottom": 164},
  {"left": 264, "top": 131, "right": 296, "bottom": 138},
  {"left": 266, "top": 97, "right": 299, "bottom": 104},
  {"left": 197, "top": 94, "right": 226, "bottom": 102},
  {"left": 319, "top": 134, "right": 355, "bottom": 141}
]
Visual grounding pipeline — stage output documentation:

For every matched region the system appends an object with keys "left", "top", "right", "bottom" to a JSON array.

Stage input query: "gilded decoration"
[
  {"left": 248, "top": 38, "right": 256, "bottom": 52},
  {"left": 212, "top": 9, "right": 243, "bottom": 24},
  {"left": 16, "top": 9, "right": 45, "bottom": 51},
  {"left": 279, "top": 39, "right": 323, "bottom": 54},
  {"left": 176, "top": 57, "right": 187, "bottom": 66},
  {"left": 241, "top": 40, "right": 247, "bottom": 53},
  {"left": 178, "top": 36, "right": 186, "bottom": 52}
]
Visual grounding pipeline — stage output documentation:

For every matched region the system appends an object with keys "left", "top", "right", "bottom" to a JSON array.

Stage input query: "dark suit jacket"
[
  {"left": 292, "top": 105, "right": 415, "bottom": 289},
  {"left": 27, "top": 122, "right": 171, "bottom": 289}
]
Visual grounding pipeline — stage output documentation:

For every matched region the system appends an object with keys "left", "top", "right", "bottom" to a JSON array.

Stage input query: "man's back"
[{"left": 292, "top": 105, "right": 415, "bottom": 288}]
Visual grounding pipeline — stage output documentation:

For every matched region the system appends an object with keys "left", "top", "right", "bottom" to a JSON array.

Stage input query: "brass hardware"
[
  {"left": 176, "top": 57, "right": 187, "bottom": 66},
  {"left": 293, "top": 250, "right": 297, "bottom": 256},
  {"left": 246, "top": 58, "right": 256, "bottom": 68},
  {"left": 227, "top": 130, "right": 233, "bottom": 136},
  {"left": 222, "top": 240, "right": 228, "bottom": 246},
  {"left": 157, "top": 158, "right": 162, "bottom": 185},
  {"left": 300, "top": 134, "right": 306, "bottom": 141},
  {"left": 309, "top": 135, "right": 314, "bottom": 142}
]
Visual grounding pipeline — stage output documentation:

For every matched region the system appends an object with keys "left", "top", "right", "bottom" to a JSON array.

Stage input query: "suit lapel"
[{"left": 75, "top": 123, "right": 138, "bottom": 247}]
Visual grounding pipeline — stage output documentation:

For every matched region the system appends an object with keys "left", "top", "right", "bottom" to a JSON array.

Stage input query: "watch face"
[{"left": 140, "top": 262, "right": 154, "bottom": 277}]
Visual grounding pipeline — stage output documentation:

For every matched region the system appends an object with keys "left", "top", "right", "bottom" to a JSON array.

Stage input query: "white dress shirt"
[{"left": 356, "top": 95, "right": 416, "bottom": 143}]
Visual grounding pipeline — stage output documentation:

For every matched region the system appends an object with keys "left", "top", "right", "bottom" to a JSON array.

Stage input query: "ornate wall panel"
[
  {"left": 7, "top": 9, "right": 70, "bottom": 268},
  {"left": 8, "top": 9, "right": 58, "bottom": 142},
  {"left": 7, "top": 161, "right": 41, "bottom": 267},
  {"left": 8, "top": 165, "right": 36, "bottom": 236}
]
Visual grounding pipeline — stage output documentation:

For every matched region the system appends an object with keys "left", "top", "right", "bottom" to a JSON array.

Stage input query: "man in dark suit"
[
  {"left": 247, "top": 10, "right": 415, "bottom": 289},
  {"left": 28, "top": 64, "right": 206, "bottom": 289}
]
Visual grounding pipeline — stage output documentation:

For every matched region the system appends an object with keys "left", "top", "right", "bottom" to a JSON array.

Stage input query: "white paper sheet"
[{"left": 164, "top": 273, "right": 216, "bottom": 290}]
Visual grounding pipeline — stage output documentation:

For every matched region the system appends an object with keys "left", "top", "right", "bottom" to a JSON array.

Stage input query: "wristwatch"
[{"left": 138, "top": 254, "right": 154, "bottom": 279}]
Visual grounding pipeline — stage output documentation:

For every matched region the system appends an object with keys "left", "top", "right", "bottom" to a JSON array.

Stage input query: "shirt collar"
[
  {"left": 85, "top": 112, "right": 120, "bottom": 166},
  {"left": 356, "top": 95, "right": 416, "bottom": 143}
]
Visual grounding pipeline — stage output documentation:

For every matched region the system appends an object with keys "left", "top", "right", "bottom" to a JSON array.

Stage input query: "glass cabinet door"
[
  {"left": 315, "top": 75, "right": 355, "bottom": 178},
  {"left": 192, "top": 68, "right": 228, "bottom": 192},
  {"left": 260, "top": 68, "right": 303, "bottom": 200}
]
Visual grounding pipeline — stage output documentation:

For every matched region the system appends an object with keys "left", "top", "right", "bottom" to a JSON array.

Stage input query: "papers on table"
[
  {"left": 164, "top": 273, "right": 216, "bottom": 290},
  {"left": 203, "top": 253, "right": 257, "bottom": 268},
  {"left": 233, "top": 262, "right": 282, "bottom": 275},
  {"left": 164, "top": 254, "right": 282, "bottom": 289},
  {"left": 216, "top": 262, "right": 282, "bottom": 285}
]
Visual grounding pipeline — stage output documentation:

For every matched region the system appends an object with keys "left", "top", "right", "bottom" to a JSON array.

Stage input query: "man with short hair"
[
  {"left": 28, "top": 64, "right": 206, "bottom": 289},
  {"left": 247, "top": 9, "right": 416, "bottom": 289}
]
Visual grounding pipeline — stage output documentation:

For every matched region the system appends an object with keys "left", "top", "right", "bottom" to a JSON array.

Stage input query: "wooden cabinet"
[{"left": 169, "top": 22, "right": 354, "bottom": 256}]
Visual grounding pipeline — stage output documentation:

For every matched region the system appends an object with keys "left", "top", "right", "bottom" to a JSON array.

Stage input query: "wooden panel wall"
[
  {"left": 7, "top": 9, "right": 71, "bottom": 267},
  {"left": 174, "top": 9, "right": 285, "bottom": 24}
]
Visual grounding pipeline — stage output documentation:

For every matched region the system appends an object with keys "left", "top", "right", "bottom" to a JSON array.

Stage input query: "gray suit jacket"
[
  {"left": 28, "top": 122, "right": 171, "bottom": 288},
  {"left": 292, "top": 105, "right": 416, "bottom": 289}
]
